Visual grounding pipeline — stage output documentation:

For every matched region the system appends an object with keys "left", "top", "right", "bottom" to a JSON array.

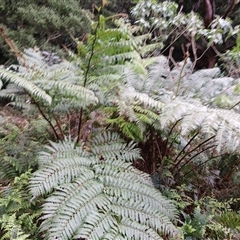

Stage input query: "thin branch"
[
  {"left": 229, "top": 100, "right": 240, "bottom": 110},
  {"left": 222, "top": 0, "right": 238, "bottom": 19},
  {"left": 203, "top": 0, "right": 215, "bottom": 28},
  {"left": 168, "top": 47, "right": 178, "bottom": 67},
  {"left": 154, "top": 134, "right": 163, "bottom": 163},
  {"left": 45, "top": 32, "right": 62, "bottom": 43},
  {"left": 161, "top": 29, "right": 187, "bottom": 56},
  {"left": 191, "top": 31, "right": 198, "bottom": 70},
  {"left": 76, "top": 108, "right": 83, "bottom": 143}
]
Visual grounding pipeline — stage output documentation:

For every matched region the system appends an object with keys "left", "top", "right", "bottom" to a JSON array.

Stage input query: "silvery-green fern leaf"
[
  {"left": 0, "top": 67, "right": 52, "bottom": 105},
  {"left": 117, "top": 55, "right": 240, "bottom": 154},
  {"left": 30, "top": 132, "right": 180, "bottom": 240},
  {"left": 0, "top": 48, "right": 98, "bottom": 111}
]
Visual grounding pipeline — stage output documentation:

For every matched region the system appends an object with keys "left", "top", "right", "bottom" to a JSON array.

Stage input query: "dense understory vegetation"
[{"left": 1, "top": 1, "right": 240, "bottom": 239}]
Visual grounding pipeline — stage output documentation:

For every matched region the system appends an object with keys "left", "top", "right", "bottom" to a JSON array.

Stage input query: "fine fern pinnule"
[
  {"left": 90, "top": 131, "right": 142, "bottom": 162},
  {"left": 30, "top": 133, "right": 180, "bottom": 239}
]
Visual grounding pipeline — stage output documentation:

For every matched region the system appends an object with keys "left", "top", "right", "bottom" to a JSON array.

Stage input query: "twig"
[
  {"left": 164, "top": 118, "right": 183, "bottom": 157},
  {"left": 0, "top": 25, "right": 26, "bottom": 66},
  {"left": 45, "top": 32, "right": 62, "bottom": 43},
  {"left": 168, "top": 46, "right": 178, "bottom": 67},
  {"left": 191, "top": 31, "right": 198, "bottom": 70}
]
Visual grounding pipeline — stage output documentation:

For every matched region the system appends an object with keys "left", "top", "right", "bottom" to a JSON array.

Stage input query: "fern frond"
[
  {"left": 38, "top": 80, "right": 98, "bottom": 106},
  {"left": 100, "top": 173, "right": 177, "bottom": 221},
  {"left": 159, "top": 98, "right": 240, "bottom": 153},
  {"left": 134, "top": 105, "right": 160, "bottom": 123},
  {"left": 38, "top": 137, "right": 87, "bottom": 166},
  {"left": 0, "top": 214, "right": 30, "bottom": 240},
  {"left": 106, "top": 117, "right": 143, "bottom": 140},
  {"left": 90, "top": 132, "right": 142, "bottom": 161},
  {"left": 111, "top": 198, "right": 178, "bottom": 237},
  {"left": 40, "top": 178, "right": 107, "bottom": 239},
  {"left": 30, "top": 157, "right": 94, "bottom": 197},
  {"left": 133, "top": 92, "right": 164, "bottom": 110},
  {"left": 0, "top": 67, "right": 52, "bottom": 104},
  {"left": 106, "top": 51, "right": 141, "bottom": 65},
  {"left": 30, "top": 135, "right": 179, "bottom": 239}
]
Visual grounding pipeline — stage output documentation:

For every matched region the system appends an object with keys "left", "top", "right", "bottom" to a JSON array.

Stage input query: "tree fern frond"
[
  {"left": 159, "top": 98, "right": 240, "bottom": 153},
  {"left": 38, "top": 137, "right": 86, "bottom": 166},
  {"left": 88, "top": 74, "right": 122, "bottom": 87},
  {"left": 91, "top": 131, "right": 124, "bottom": 145},
  {"left": 131, "top": 90, "right": 165, "bottom": 110},
  {"left": 40, "top": 179, "right": 107, "bottom": 239},
  {"left": 38, "top": 80, "right": 98, "bottom": 106},
  {"left": 0, "top": 67, "right": 52, "bottom": 104},
  {"left": 134, "top": 105, "right": 160, "bottom": 124},
  {"left": 30, "top": 136, "right": 179, "bottom": 239},
  {"left": 100, "top": 174, "right": 177, "bottom": 221},
  {"left": 40, "top": 171, "right": 97, "bottom": 222},
  {"left": 106, "top": 51, "right": 141, "bottom": 65}
]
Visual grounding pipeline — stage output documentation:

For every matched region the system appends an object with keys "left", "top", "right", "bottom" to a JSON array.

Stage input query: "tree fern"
[
  {"left": 30, "top": 132, "right": 180, "bottom": 239},
  {"left": 74, "top": 15, "right": 240, "bottom": 156}
]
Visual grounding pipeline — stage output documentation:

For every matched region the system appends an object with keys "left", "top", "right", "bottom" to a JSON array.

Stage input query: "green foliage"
[
  {"left": 164, "top": 187, "right": 240, "bottom": 239},
  {"left": 30, "top": 133, "right": 180, "bottom": 239},
  {"left": 2, "top": 13, "right": 240, "bottom": 188},
  {"left": 0, "top": 117, "right": 49, "bottom": 180},
  {"left": 0, "top": 0, "right": 92, "bottom": 61},
  {"left": 0, "top": 117, "right": 49, "bottom": 239},
  {"left": 0, "top": 172, "right": 41, "bottom": 240},
  {"left": 132, "top": 0, "right": 238, "bottom": 45},
  {"left": 221, "top": 32, "right": 240, "bottom": 77}
]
